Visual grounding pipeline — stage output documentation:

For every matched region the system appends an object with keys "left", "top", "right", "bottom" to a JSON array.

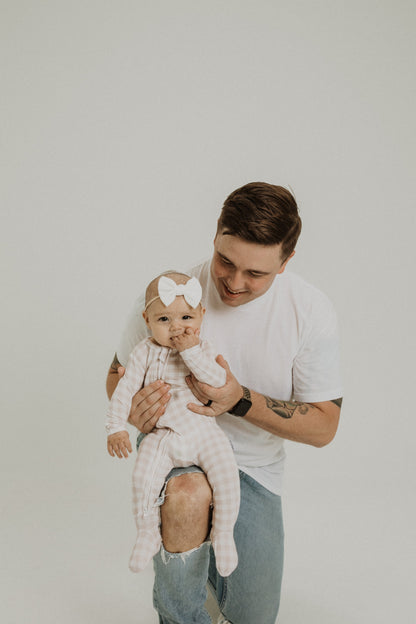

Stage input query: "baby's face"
[{"left": 143, "top": 297, "right": 205, "bottom": 348}]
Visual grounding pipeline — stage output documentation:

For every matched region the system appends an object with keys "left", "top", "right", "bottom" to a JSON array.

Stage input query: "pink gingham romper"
[{"left": 106, "top": 337, "right": 240, "bottom": 577}]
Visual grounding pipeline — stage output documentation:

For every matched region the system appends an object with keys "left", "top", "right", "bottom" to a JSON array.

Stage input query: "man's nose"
[{"left": 227, "top": 271, "right": 244, "bottom": 291}]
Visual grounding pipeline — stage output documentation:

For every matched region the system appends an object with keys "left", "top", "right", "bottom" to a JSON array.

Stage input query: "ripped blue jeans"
[{"left": 137, "top": 434, "right": 284, "bottom": 624}]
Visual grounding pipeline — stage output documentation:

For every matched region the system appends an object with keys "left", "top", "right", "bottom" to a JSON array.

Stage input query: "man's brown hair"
[{"left": 217, "top": 182, "right": 302, "bottom": 260}]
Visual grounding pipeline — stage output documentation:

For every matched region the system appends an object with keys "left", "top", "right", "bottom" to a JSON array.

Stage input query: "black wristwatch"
[{"left": 229, "top": 386, "right": 252, "bottom": 417}]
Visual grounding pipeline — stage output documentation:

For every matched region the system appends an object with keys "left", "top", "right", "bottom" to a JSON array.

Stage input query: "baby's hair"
[{"left": 145, "top": 271, "right": 192, "bottom": 308}]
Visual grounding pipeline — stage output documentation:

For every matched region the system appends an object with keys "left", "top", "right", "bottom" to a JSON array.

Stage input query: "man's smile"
[{"left": 222, "top": 282, "right": 248, "bottom": 297}]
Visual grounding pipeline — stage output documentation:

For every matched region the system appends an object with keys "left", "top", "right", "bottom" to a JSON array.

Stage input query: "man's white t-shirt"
[{"left": 117, "top": 260, "right": 343, "bottom": 495}]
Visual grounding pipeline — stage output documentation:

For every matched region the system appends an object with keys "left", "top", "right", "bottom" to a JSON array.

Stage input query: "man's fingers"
[
  {"left": 128, "top": 385, "right": 170, "bottom": 431},
  {"left": 132, "top": 380, "right": 170, "bottom": 409},
  {"left": 128, "top": 380, "right": 171, "bottom": 430},
  {"left": 186, "top": 401, "right": 216, "bottom": 416},
  {"left": 132, "top": 380, "right": 163, "bottom": 402},
  {"left": 186, "top": 375, "right": 215, "bottom": 403},
  {"left": 185, "top": 375, "right": 207, "bottom": 402},
  {"left": 216, "top": 354, "right": 230, "bottom": 373},
  {"left": 133, "top": 389, "right": 170, "bottom": 420},
  {"left": 141, "top": 406, "right": 166, "bottom": 433}
]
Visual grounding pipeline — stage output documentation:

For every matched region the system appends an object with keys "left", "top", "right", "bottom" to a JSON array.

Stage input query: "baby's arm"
[
  {"left": 106, "top": 340, "right": 148, "bottom": 457},
  {"left": 180, "top": 339, "right": 226, "bottom": 388}
]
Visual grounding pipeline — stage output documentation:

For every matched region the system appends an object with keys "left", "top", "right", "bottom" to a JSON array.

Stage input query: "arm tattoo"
[
  {"left": 110, "top": 353, "right": 121, "bottom": 372},
  {"left": 331, "top": 398, "right": 343, "bottom": 408},
  {"left": 265, "top": 397, "right": 310, "bottom": 419}
]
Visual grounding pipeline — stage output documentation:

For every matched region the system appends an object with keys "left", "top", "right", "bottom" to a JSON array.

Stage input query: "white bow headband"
[{"left": 145, "top": 276, "right": 202, "bottom": 311}]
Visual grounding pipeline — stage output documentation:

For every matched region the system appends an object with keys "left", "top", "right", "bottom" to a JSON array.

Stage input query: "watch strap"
[{"left": 229, "top": 386, "right": 252, "bottom": 417}]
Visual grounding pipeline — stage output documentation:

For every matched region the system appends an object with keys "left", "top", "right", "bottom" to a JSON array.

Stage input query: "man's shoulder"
[
  {"left": 281, "top": 270, "right": 334, "bottom": 309},
  {"left": 276, "top": 271, "right": 337, "bottom": 334},
  {"left": 188, "top": 258, "right": 210, "bottom": 281},
  {"left": 188, "top": 259, "right": 211, "bottom": 304}
]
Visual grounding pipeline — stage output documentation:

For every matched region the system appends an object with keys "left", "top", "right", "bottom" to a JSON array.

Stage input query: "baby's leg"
[
  {"left": 129, "top": 430, "right": 174, "bottom": 572},
  {"left": 197, "top": 428, "right": 240, "bottom": 577}
]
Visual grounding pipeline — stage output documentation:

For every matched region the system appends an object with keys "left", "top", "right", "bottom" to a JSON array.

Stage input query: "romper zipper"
[
  {"left": 142, "top": 346, "right": 172, "bottom": 516},
  {"left": 143, "top": 429, "right": 171, "bottom": 515}
]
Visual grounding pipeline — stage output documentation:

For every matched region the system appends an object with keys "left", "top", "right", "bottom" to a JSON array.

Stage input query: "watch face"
[
  {"left": 230, "top": 387, "right": 252, "bottom": 417},
  {"left": 231, "top": 397, "right": 252, "bottom": 417}
]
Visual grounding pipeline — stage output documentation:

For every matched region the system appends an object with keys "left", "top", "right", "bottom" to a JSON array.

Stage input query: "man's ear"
[{"left": 278, "top": 250, "right": 295, "bottom": 274}]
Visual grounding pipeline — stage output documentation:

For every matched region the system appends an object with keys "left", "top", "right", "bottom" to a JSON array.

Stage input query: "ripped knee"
[
  {"left": 160, "top": 540, "right": 211, "bottom": 565},
  {"left": 164, "top": 472, "right": 213, "bottom": 508},
  {"left": 160, "top": 473, "right": 213, "bottom": 552}
]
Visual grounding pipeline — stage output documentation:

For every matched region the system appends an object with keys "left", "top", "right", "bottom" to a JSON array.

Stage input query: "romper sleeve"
[
  {"left": 180, "top": 340, "right": 226, "bottom": 388},
  {"left": 105, "top": 340, "right": 149, "bottom": 435}
]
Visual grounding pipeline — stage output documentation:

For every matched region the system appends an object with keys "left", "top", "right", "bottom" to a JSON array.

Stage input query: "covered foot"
[
  {"left": 211, "top": 530, "right": 238, "bottom": 577},
  {"left": 129, "top": 524, "right": 162, "bottom": 572}
]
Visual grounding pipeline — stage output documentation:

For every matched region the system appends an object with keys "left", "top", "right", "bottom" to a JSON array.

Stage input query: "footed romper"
[{"left": 106, "top": 337, "right": 240, "bottom": 577}]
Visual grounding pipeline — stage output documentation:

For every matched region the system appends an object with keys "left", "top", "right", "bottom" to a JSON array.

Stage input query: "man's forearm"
[
  {"left": 243, "top": 390, "right": 342, "bottom": 448},
  {"left": 106, "top": 353, "right": 122, "bottom": 399}
]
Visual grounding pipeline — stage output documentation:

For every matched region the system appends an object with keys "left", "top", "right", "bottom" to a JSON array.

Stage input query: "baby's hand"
[
  {"left": 107, "top": 431, "right": 132, "bottom": 459},
  {"left": 171, "top": 328, "right": 200, "bottom": 352}
]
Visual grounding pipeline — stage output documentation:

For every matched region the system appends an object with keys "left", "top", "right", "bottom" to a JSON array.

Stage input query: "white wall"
[{"left": 2, "top": 1, "right": 415, "bottom": 622}]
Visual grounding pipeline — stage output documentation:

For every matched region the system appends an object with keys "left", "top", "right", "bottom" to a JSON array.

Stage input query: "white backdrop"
[{"left": 1, "top": 1, "right": 415, "bottom": 623}]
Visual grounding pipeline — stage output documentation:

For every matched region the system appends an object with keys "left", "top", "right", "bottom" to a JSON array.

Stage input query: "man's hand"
[
  {"left": 127, "top": 379, "right": 171, "bottom": 433},
  {"left": 171, "top": 328, "right": 200, "bottom": 352},
  {"left": 185, "top": 355, "right": 243, "bottom": 417},
  {"left": 107, "top": 431, "right": 132, "bottom": 458}
]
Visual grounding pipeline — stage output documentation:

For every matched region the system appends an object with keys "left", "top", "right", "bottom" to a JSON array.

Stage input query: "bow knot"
[{"left": 158, "top": 276, "right": 202, "bottom": 308}]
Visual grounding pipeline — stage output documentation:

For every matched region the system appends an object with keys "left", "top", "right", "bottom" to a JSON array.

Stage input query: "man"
[{"left": 106, "top": 182, "right": 343, "bottom": 624}]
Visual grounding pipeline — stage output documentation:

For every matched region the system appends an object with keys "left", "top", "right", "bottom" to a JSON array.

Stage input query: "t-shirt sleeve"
[
  {"left": 292, "top": 295, "right": 343, "bottom": 403},
  {"left": 116, "top": 294, "right": 149, "bottom": 366}
]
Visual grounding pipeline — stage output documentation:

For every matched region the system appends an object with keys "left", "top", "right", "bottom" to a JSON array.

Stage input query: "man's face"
[
  {"left": 143, "top": 297, "right": 205, "bottom": 348},
  {"left": 210, "top": 232, "right": 294, "bottom": 307}
]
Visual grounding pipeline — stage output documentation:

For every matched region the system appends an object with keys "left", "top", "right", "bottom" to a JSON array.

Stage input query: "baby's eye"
[
  {"left": 158, "top": 316, "right": 169, "bottom": 322},
  {"left": 182, "top": 315, "right": 192, "bottom": 320}
]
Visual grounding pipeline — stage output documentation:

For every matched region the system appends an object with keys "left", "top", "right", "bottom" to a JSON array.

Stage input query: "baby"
[{"left": 106, "top": 272, "right": 240, "bottom": 577}]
